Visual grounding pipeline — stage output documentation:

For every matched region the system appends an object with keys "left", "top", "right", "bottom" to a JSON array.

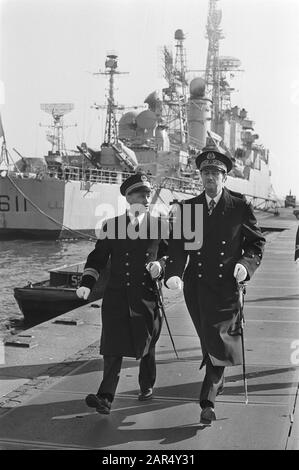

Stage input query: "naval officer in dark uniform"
[
  {"left": 76, "top": 173, "right": 167, "bottom": 414},
  {"left": 164, "top": 146, "right": 266, "bottom": 424}
]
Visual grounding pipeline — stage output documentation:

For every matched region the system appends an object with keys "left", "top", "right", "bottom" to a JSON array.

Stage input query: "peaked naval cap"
[
  {"left": 195, "top": 146, "right": 233, "bottom": 173},
  {"left": 120, "top": 173, "right": 152, "bottom": 196}
]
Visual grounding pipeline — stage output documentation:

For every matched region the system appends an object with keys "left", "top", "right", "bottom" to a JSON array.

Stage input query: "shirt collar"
[
  {"left": 205, "top": 189, "right": 223, "bottom": 206},
  {"left": 127, "top": 209, "right": 146, "bottom": 224}
]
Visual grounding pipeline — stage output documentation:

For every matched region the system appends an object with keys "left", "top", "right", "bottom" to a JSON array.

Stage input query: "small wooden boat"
[{"left": 14, "top": 262, "right": 109, "bottom": 324}]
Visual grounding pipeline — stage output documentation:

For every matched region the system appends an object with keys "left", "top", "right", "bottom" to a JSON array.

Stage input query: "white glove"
[
  {"left": 146, "top": 261, "right": 162, "bottom": 279},
  {"left": 296, "top": 259, "right": 299, "bottom": 270},
  {"left": 234, "top": 263, "right": 247, "bottom": 282},
  {"left": 166, "top": 276, "right": 182, "bottom": 290},
  {"left": 76, "top": 286, "right": 91, "bottom": 300}
]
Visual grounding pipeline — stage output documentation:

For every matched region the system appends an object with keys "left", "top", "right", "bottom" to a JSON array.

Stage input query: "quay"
[{"left": 0, "top": 209, "right": 298, "bottom": 450}]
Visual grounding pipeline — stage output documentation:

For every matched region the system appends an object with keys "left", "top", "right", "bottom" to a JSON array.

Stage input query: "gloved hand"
[
  {"left": 146, "top": 261, "right": 162, "bottom": 279},
  {"left": 76, "top": 286, "right": 91, "bottom": 300},
  {"left": 234, "top": 263, "right": 247, "bottom": 282},
  {"left": 296, "top": 259, "right": 299, "bottom": 270},
  {"left": 166, "top": 276, "right": 182, "bottom": 290}
]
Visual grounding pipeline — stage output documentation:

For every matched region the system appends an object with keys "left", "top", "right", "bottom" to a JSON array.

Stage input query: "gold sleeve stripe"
[{"left": 83, "top": 268, "right": 99, "bottom": 280}]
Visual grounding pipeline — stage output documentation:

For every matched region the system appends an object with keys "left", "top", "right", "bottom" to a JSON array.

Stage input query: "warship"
[{"left": 0, "top": 0, "right": 276, "bottom": 240}]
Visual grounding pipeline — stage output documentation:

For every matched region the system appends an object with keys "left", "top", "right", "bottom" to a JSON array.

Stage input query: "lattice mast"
[
  {"left": 40, "top": 103, "right": 75, "bottom": 155},
  {"left": 162, "top": 30, "right": 188, "bottom": 144},
  {"left": 174, "top": 29, "right": 188, "bottom": 143},
  {"left": 93, "top": 53, "right": 128, "bottom": 145},
  {"left": 204, "top": 0, "right": 224, "bottom": 133}
]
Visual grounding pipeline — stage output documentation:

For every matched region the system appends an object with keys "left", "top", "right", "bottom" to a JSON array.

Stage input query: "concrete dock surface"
[{"left": 0, "top": 209, "right": 298, "bottom": 450}]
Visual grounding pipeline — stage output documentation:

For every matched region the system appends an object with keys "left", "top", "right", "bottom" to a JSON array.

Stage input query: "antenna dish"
[
  {"left": 136, "top": 110, "right": 157, "bottom": 130},
  {"left": 144, "top": 91, "right": 161, "bottom": 107},
  {"left": 40, "top": 103, "right": 74, "bottom": 117},
  {"left": 190, "top": 77, "right": 206, "bottom": 97},
  {"left": 174, "top": 29, "right": 185, "bottom": 40},
  {"left": 119, "top": 111, "right": 138, "bottom": 126}
]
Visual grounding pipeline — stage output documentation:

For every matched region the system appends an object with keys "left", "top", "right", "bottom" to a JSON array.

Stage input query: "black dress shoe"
[
  {"left": 138, "top": 388, "right": 153, "bottom": 401},
  {"left": 85, "top": 394, "right": 111, "bottom": 414},
  {"left": 200, "top": 406, "right": 216, "bottom": 424}
]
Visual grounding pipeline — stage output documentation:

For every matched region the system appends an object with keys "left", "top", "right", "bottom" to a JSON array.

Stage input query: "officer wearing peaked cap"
[
  {"left": 76, "top": 172, "right": 168, "bottom": 414},
  {"left": 195, "top": 145, "right": 233, "bottom": 173},
  {"left": 164, "top": 145, "right": 266, "bottom": 424}
]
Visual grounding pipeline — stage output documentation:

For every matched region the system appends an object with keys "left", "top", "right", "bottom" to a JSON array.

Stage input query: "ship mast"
[
  {"left": 204, "top": 0, "right": 224, "bottom": 134},
  {"left": 162, "top": 30, "right": 188, "bottom": 145},
  {"left": 93, "top": 53, "right": 128, "bottom": 145},
  {"left": 40, "top": 103, "right": 76, "bottom": 156}
]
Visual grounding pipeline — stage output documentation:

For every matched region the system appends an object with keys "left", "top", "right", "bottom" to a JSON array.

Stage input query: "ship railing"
[
  {"left": 245, "top": 194, "right": 280, "bottom": 215},
  {"left": 9, "top": 165, "right": 203, "bottom": 195},
  {"left": 157, "top": 176, "right": 203, "bottom": 195},
  {"left": 58, "top": 166, "right": 133, "bottom": 184}
]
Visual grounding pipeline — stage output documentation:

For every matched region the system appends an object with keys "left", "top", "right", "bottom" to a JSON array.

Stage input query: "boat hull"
[
  {"left": 0, "top": 166, "right": 272, "bottom": 239},
  {"left": 14, "top": 286, "right": 88, "bottom": 324}
]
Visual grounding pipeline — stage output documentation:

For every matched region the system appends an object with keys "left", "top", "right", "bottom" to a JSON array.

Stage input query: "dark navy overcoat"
[
  {"left": 81, "top": 212, "right": 167, "bottom": 359},
  {"left": 165, "top": 188, "right": 266, "bottom": 367}
]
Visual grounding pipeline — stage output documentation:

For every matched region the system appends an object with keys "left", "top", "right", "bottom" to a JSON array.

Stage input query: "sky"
[{"left": 0, "top": 0, "right": 299, "bottom": 198}]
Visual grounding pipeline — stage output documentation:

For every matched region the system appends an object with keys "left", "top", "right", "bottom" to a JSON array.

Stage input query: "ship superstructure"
[{"left": 0, "top": 0, "right": 276, "bottom": 239}]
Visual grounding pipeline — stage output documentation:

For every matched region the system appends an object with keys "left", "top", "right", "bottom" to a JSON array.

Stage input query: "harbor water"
[{"left": 0, "top": 239, "right": 95, "bottom": 339}]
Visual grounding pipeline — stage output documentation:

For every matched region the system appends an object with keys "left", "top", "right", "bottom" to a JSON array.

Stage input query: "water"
[{"left": 0, "top": 239, "right": 95, "bottom": 338}]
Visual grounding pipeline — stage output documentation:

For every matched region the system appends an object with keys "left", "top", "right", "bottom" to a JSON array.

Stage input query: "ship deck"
[{"left": 0, "top": 208, "right": 298, "bottom": 451}]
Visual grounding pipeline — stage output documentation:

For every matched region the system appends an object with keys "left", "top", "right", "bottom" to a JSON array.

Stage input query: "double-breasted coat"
[
  {"left": 165, "top": 188, "right": 266, "bottom": 367},
  {"left": 81, "top": 212, "right": 168, "bottom": 359}
]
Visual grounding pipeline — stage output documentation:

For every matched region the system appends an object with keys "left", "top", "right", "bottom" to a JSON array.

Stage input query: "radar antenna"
[
  {"left": 93, "top": 52, "right": 129, "bottom": 144},
  {"left": 204, "top": 0, "right": 242, "bottom": 132},
  {"left": 40, "top": 103, "right": 76, "bottom": 155}
]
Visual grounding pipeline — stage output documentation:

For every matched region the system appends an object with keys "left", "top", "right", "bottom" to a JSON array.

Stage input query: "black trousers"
[
  {"left": 200, "top": 354, "right": 224, "bottom": 409},
  {"left": 97, "top": 345, "right": 156, "bottom": 402}
]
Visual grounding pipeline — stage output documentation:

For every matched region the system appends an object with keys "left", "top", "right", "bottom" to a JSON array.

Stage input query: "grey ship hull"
[
  {"left": 0, "top": 160, "right": 272, "bottom": 239},
  {"left": 0, "top": 174, "right": 197, "bottom": 239}
]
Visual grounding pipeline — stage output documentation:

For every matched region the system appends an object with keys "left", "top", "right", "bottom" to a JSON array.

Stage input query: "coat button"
[
  {"left": 142, "top": 282, "right": 145, "bottom": 285},
  {"left": 219, "top": 264, "right": 223, "bottom": 267},
  {"left": 198, "top": 263, "right": 202, "bottom": 266},
  {"left": 198, "top": 274, "right": 202, "bottom": 278},
  {"left": 145, "top": 252, "right": 149, "bottom": 256},
  {"left": 222, "top": 241, "right": 226, "bottom": 245},
  {"left": 126, "top": 282, "right": 130, "bottom": 286},
  {"left": 126, "top": 272, "right": 130, "bottom": 276},
  {"left": 220, "top": 252, "right": 224, "bottom": 256},
  {"left": 125, "top": 262, "right": 129, "bottom": 266},
  {"left": 197, "top": 252, "right": 201, "bottom": 255},
  {"left": 170, "top": 260, "right": 173, "bottom": 263},
  {"left": 125, "top": 252, "right": 129, "bottom": 256},
  {"left": 219, "top": 274, "right": 223, "bottom": 278}
]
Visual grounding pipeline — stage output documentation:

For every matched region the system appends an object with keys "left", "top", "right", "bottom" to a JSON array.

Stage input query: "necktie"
[
  {"left": 208, "top": 199, "right": 216, "bottom": 216},
  {"left": 131, "top": 211, "right": 140, "bottom": 227}
]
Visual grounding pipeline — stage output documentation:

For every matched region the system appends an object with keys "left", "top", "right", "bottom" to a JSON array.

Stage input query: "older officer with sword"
[{"left": 164, "top": 146, "right": 266, "bottom": 424}]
